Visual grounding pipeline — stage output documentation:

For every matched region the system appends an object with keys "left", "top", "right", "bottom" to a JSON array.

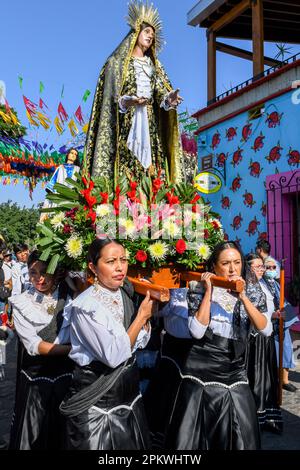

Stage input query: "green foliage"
[
  {"left": 0, "top": 104, "right": 27, "bottom": 140},
  {"left": 0, "top": 200, "right": 39, "bottom": 246}
]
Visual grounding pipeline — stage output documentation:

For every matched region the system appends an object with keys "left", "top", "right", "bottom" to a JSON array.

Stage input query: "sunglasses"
[{"left": 266, "top": 265, "right": 277, "bottom": 270}]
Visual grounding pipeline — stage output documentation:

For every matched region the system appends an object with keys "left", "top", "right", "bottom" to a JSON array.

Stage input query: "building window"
[{"left": 201, "top": 154, "right": 213, "bottom": 171}]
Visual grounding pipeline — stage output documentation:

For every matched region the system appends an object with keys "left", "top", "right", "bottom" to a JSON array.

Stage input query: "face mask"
[{"left": 265, "top": 270, "right": 277, "bottom": 280}]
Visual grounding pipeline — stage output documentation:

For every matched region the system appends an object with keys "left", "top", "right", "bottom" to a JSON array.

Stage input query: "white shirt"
[
  {"left": 2, "top": 261, "right": 12, "bottom": 282},
  {"left": 11, "top": 262, "right": 30, "bottom": 296},
  {"left": 159, "top": 287, "right": 272, "bottom": 341},
  {"left": 9, "top": 286, "right": 71, "bottom": 356},
  {"left": 64, "top": 285, "right": 150, "bottom": 368}
]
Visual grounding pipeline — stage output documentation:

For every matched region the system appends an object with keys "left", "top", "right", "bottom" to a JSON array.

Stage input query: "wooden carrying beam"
[
  {"left": 216, "top": 41, "right": 280, "bottom": 67},
  {"left": 209, "top": 0, "right": 251, "bottom": 33},
  {"left": 180, "top": 272, "right": 244, "bottom": 293},
  {"left": 127, "top": 277, "right": 170, "bottom": 302}
]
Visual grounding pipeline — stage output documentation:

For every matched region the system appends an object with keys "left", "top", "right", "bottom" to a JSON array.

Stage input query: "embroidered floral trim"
[{"left": 92, "top": 285, "right": 124, "bottom": 325}]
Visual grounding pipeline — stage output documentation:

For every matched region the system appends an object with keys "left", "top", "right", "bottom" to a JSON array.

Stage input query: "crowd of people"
[{"left": 0, "top": 236, "right": 298, "bottom": 450}]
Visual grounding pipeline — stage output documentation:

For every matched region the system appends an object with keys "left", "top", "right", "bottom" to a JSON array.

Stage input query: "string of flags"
[{"left": 10, "top": 76, "right": 92, "bottom": 138}]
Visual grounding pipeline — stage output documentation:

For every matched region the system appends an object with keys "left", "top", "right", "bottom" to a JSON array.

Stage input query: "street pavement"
[{"left": 1, "top": 335, "right": 300, "bottom": 450}]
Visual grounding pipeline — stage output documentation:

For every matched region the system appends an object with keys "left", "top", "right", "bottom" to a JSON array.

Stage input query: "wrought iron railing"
[{"left": 208, "top": 52, "right": 300, "bottom": 106}]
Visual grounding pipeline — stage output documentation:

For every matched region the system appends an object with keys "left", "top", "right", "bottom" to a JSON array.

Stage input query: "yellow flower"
[
  {"left": 65, "top": 236, "right": 83, "bottom": 259},
  {"left": 149, "top": 241, "right": 168, "bottom": 261},
  {"left": 197, "top": 243, "right": 211, "bottom": 260},
  {"left": 162, "top": 220, "right": 181, "bottom": 238},
  {"left": 96, "top": 204, "right": 110, "bottom": 218},
  {"left": 119, "top": 218, "right": 136, "bottom": 236},
  {"left": 50, "top": 212, "right": 65, "bottom": 230}
]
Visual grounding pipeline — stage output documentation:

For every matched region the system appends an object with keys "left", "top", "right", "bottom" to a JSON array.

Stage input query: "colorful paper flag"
[
  {"left": 36, "top": 111, "right": 51, "bottom": 130},
  {"left": 82, "top": 89, "right": 91, "bottom": 102},
  {"left": 23, "top": 95, "right": 37, "bottom": 116},
  {"left": 74, "top": 105, "right": 84, "bottom": 126},
  {"left": 54, "top": 116, "right": 63, "bottom": 135},
  {"left": 18, "top": 76, "right": 23, "bottom": 89},
  {"left": 39, "top": 81, "right": 45, "bottom": 94},
  {"left": 58, "top": 102, "right": 68, "bottom": 122},
  {"left": 39, "top": 98, "right": 48, "bottom": 110},
  {"left": 68, "top": 118, "right": 78, "bottom": 137}
]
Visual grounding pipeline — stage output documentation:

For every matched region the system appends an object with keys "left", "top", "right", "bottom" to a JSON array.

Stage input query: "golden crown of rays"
[{"left": 126, "top": 0, "right": 164, "bottom": 51}]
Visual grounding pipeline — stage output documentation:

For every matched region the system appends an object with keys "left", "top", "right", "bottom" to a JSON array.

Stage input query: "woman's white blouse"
[
  {"left": 9, "top": 287, "right": 71, "bottom": 356},
  {"left": 64, "top": 285, "right": 150, "bottom": 368},
  {"left": 160, "top": 286, "right": 272, "bottom": 340}
]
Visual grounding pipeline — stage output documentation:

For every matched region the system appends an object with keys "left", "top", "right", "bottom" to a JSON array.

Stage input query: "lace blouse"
[{"left": 64, "top": 285, "right": 150, "bottom": 368}]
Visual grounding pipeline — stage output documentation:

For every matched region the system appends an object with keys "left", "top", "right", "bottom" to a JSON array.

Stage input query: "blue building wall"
[{"left": 197, "top": 89, "right": 300, "bottom": 255}]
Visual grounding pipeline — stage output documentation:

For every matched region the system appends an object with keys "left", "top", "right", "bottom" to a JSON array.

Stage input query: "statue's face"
[{"left": 136, "top": 25, "right": 155, "bottom": 51}]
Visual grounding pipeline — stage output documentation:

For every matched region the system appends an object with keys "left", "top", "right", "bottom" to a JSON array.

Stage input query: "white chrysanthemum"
[
  {"left": 148, "top": 241, "right": 168, "bottom": 261},
  {"left": 96, "top": 204, "right": 111, "bottom": 218},
  {"left": 119, "top": 218, "right": 136, "bottom": 236},
  {"left": 197, "top": 243, "right": 211, "bottom": 260},
  {"left": 65, "top": 236, "right": 83, "bottom": 259},
  {"left": 162, "top": 220, "right": 181, "bottom": 238},
  {"left": 50, "top": 212, "right": 65, "bottom": 230}
]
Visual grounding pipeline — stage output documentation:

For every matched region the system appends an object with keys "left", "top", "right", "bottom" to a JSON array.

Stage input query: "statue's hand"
[
  {"left": 125, "top": 96, "right": 149, "bottom": 108},
  {"left": 168, "top": 89, "right": 183, "bottom": 107}
]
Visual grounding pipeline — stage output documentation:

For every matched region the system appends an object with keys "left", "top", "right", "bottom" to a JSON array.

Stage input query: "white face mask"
[{"left": 265, "top": 269, "right": 277, "bottom": 280}]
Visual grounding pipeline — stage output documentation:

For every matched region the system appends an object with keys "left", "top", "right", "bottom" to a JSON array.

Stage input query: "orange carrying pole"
[
  {"left": 278, "top": 261, "right": 285, "bottom": 406},
  {"left": 127, "top": 277, "right": 170, "bottom": 302},
  {"left": 180, "top": 272, "right": 244, "bottom": 293}
]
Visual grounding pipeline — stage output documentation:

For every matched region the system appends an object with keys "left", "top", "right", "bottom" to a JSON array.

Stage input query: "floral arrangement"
[{"left": 36, "top": 171, "right": 224, "bottom": 274}]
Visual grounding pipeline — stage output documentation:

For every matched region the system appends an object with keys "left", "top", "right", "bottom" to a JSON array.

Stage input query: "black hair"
[
  {"left": 206, "top": 241, "right": 246, "bottom": 279},
  {"left": 13, "top": 243, "right": 29, "bottom": 255},
  {"left": 256, "top": 239, "right": 271, "bottom": 255},
  {"left": 245, "top": 253, "right": 261, "bottom": 265},
  {"left": 87, "top": 238, "right": 123, "bottom": 267},
  {"left": 65, "top": 148, "right": 81, "bottom": 167}
]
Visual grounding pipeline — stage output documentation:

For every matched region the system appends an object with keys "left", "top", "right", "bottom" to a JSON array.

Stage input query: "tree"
[
  {"left": 0, "top": 201, "right": 39, "bottom": 247},
  {"left": 0, "top": 104, "right": 27, "bottom": 140}
]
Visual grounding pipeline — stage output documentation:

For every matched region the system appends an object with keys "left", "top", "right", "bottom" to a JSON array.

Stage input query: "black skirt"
[
  {"left": 9, "top": 348, "right": 74, "bottom": 450},
  {"left": 148, "top": 332, "right": 260, "bottom": 450},
  {"left": 63, "top": 357, "right": 150, "bottom": 450},
  {"left": 246, "top": 332, "right": 283, "bottom": 432}
]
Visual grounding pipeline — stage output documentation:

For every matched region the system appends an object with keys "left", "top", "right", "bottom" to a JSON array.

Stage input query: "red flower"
[
  {"left": 100, "top": 192, "right": 109, "bottom": 204},
  {"left": 63, "top": 224, "right": 72, "bottom": 234},
  {"left": 212, "top": 220, "right": 221, "bottom": 230},
  {"left": 190, "top": 194, "right": 201, "bottom": 204},
  {"left": 204, "top": 229, "right": 209, "bottom": 239},
  {"left": 175, "top": 239, "right": 187, "bottom": 254},
  {"left": 82, "top": 176, "right": 88, "bottom": 187},
  {"left": 129, "top": 181, "right": 138, "bottom": 191},
  {"left": 113, "top": 198, "right": 120, "bottom": 216},
  {"left": 126, "top": 189, "right": 140, "bottom": 203},
  {"left": 135, "top": 250, "right": 148, "bottom": 263},
  {"left": 81, "top": 189, "right": 97, "bottom": 208},
  {"left": 166, "top": 190, "right": 180, "bottom": 205},
  {"left": 87, "top": 209, "right": 96, "bottom": 224},
  {"left": 152, "top": 178, "right": 163, "bottom": 194},
  {"left": 65, "top": 207, "right": 78, "bottom": 220}
]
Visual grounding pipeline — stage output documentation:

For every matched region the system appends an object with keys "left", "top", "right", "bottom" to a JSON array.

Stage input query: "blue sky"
[{"left": 1, "top": 0, "right": 298, "bottom": 207}]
